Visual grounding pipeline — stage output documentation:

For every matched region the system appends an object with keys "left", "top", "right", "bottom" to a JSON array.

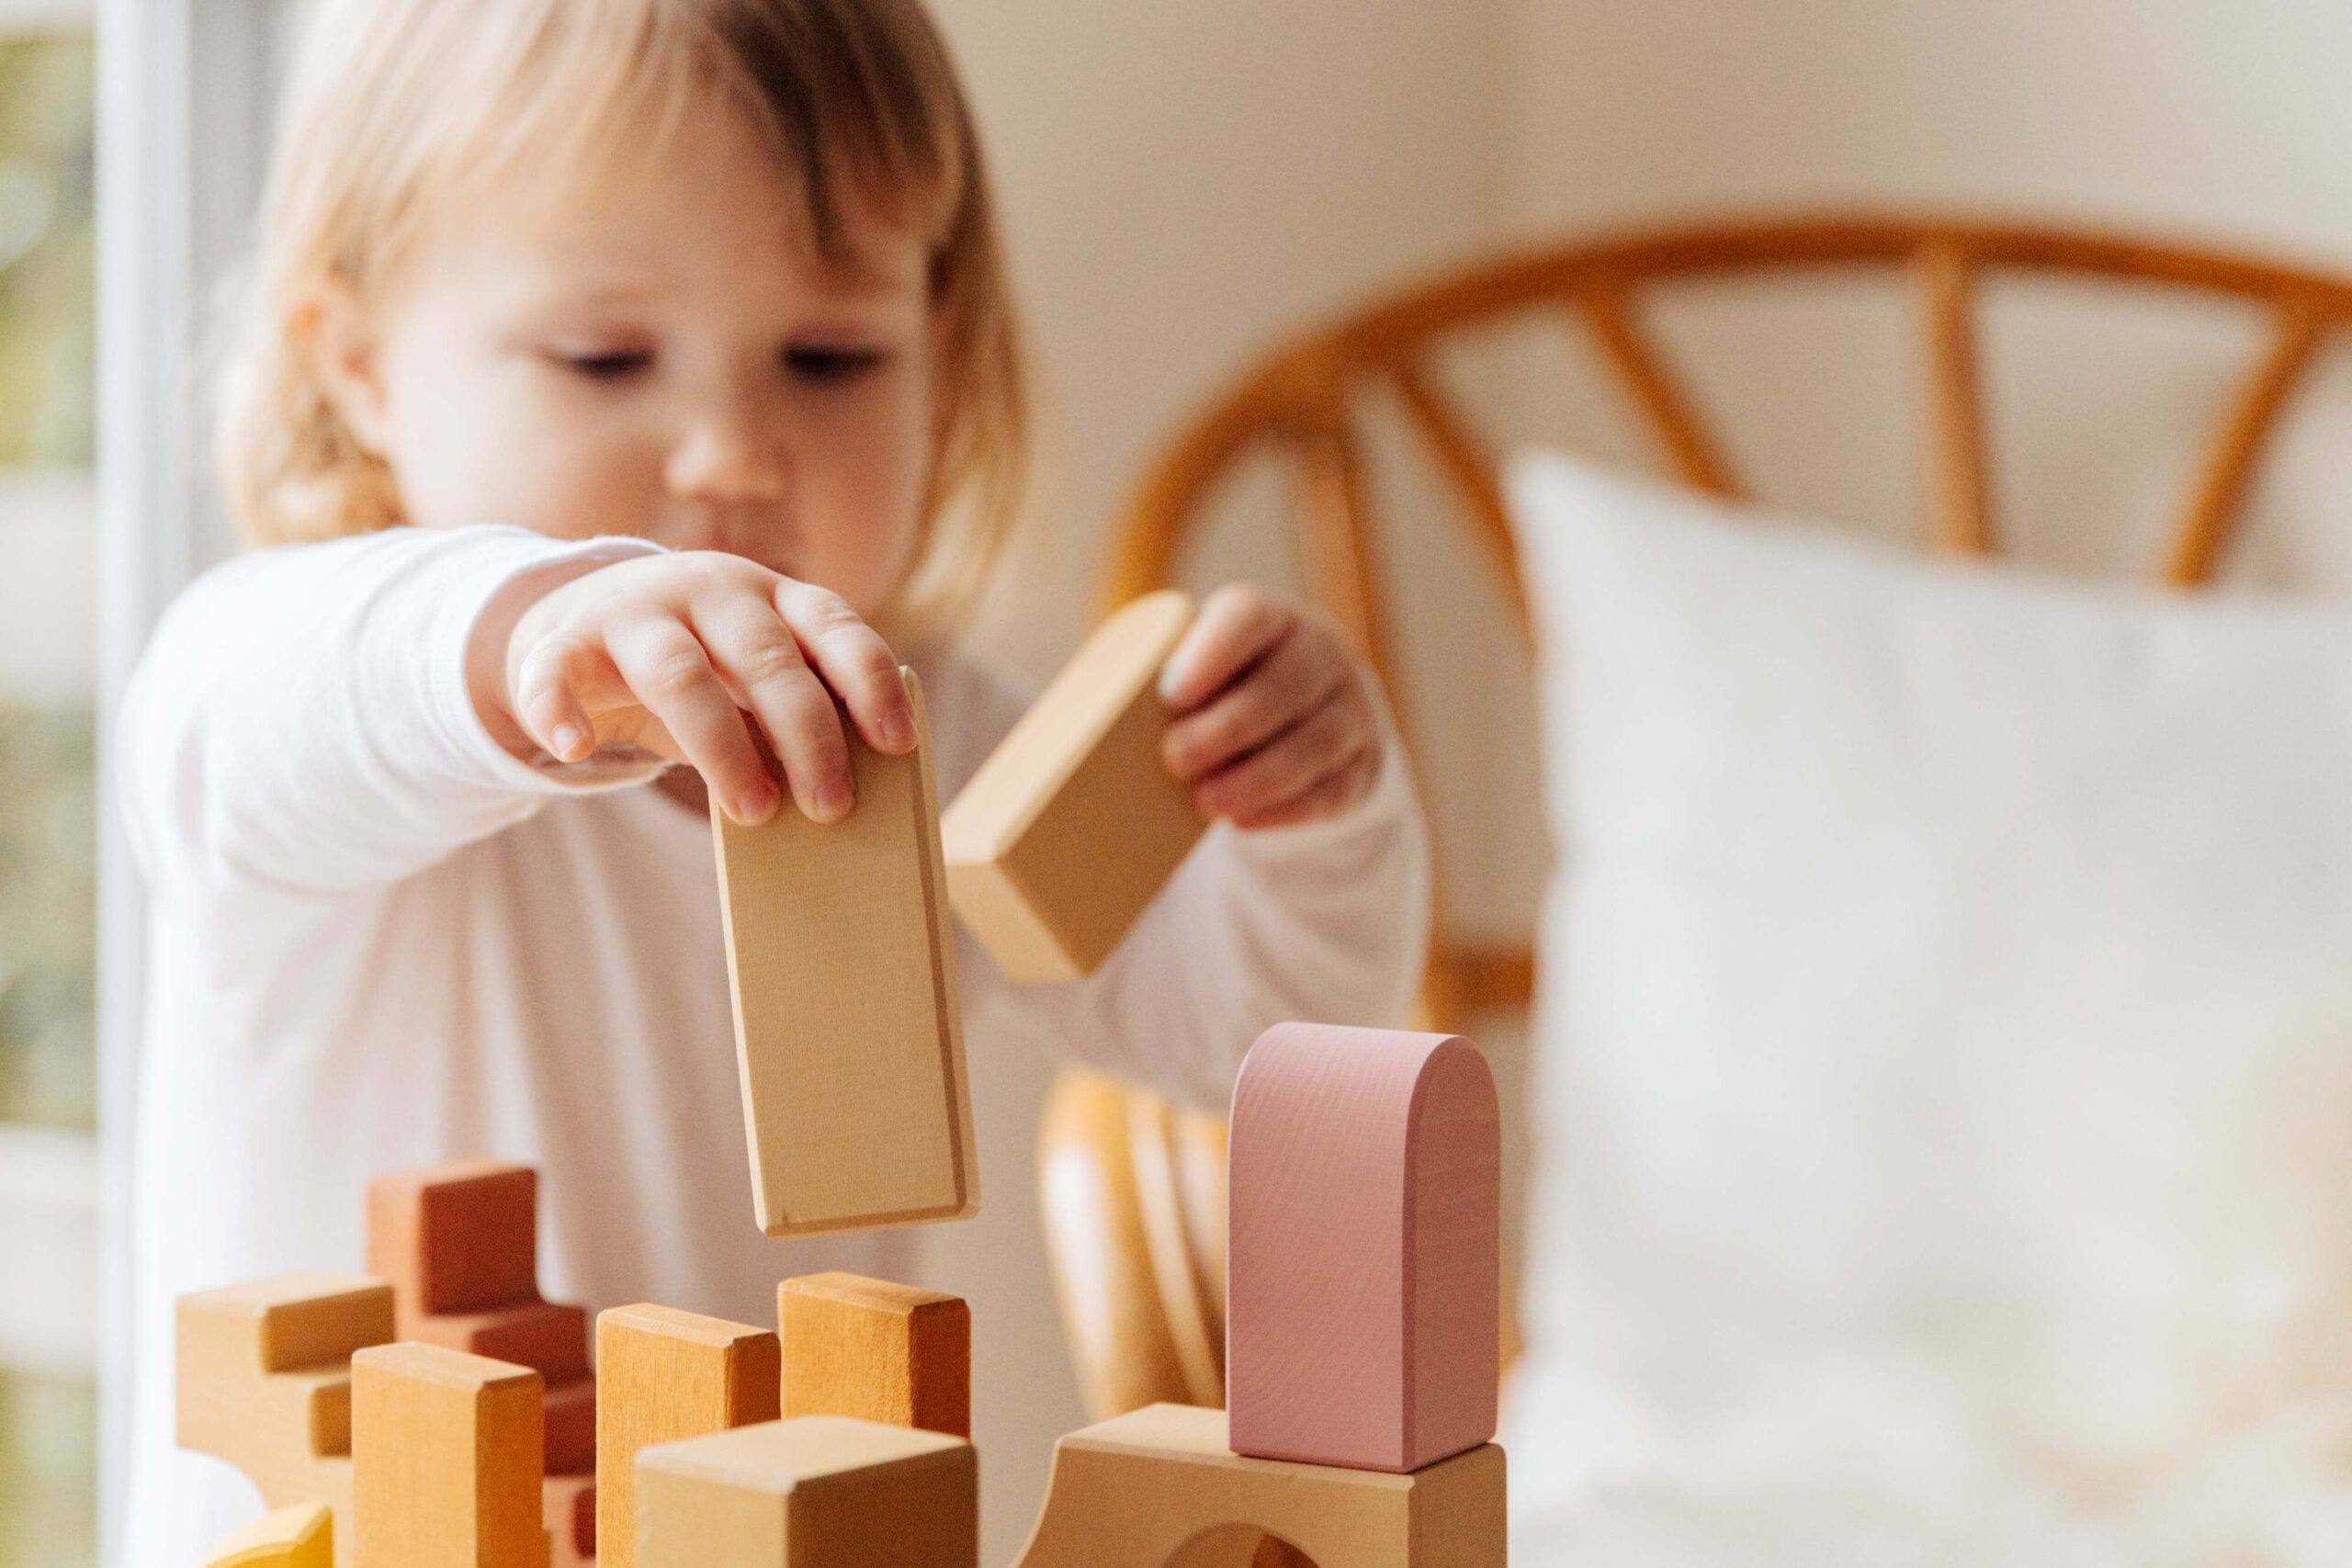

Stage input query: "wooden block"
[
  {"left": 542, "top": 1374, "right": 596, "bottom": 1474},
  {"left": 635, "top": 1416, "right": 976, "bottom": 1568},
  {"left": 596, "top": 1304, "right": 782, "bottom": 1568},
  {"left": 942, "top": 590, "right": 1202, "bottom": 981},
  {"left": 1012, "top": 1403, "right": 1502, "bottom": 1568},
  {"left": 404, "top": 1302, "right": 589, "bottom": 1383},
  {"left": 1227, "top": 1024, "right": 1500, "bottom": 1473},
  {"left": 542, "top": 1474, "right": 594, "bottom": 1568},
  {"left": 778, "top": 1273, "right": 970, "bottom": 1438},
  {"left": 351, "top": 1342, "right": 546, "bottom": 1568},
  {"left": 201, "top": 1502, "right": 334, "bottom": 1568},
  {"left": 711, "top": 668, "right": 978, "bottom": 1237},
  {"left": 366, "top": 1161, "right": 541, "bottom": 1329},
  {"left": 177, "top": 1274, "right": 395, "bottom": 1568}
]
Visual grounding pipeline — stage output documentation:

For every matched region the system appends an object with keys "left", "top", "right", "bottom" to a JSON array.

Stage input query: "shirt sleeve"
[
  {"left": 944, "top": 657, "right": 1433, "bottom": 1114},
  {"left": 119, "top": 525, "right": 671, "bottom": 908}
]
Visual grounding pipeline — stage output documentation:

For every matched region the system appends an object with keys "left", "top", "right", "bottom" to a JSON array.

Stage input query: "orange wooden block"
[
  {"left": 418, "top": 1303, "right": 591, "bottom": 1384},
  {"left": 942, "top": 591, "right": 1202, "bottom": 982},
  {"left": 351, "top": 1341, "right": 545, "bottom": 1568},
  {"left": 596, "top": 1304, "right": 782, "bottom": 1568},
  {"left": 542, "top": 1374, "right": 596, "bottom": 1475},
  {"left": 201, "top": 1502, "right": 334, "bottom": 1568},
  {"left": 711, "top": 669, "right": 979, "bottom": 1238},
  {"left": 366, "top": 1161, "right": 541, "bottom": 1328},
  {"left": 1013, "top": 1404, "right": 1501, "bottom": 1568},
  {"left": 778, "top": 1273, "right": 970, "bottom": 1438},
  {"left": 176, "top": 1274, "right": 395, "bottom": 1568},
  {"left": 543, "top": 1474, "right": 594, "bottom": 1568},
  {"left": 1227, "top": 1024, "right": 1500, "bottom": 1473}
]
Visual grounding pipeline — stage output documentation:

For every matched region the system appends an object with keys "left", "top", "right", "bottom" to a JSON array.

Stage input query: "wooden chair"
[{"left": 1036, "top": 210, "right": 2352, "bottom": 1424}]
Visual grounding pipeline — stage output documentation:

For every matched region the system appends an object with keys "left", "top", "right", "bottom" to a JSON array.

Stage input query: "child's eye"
[
  {"left": 785, "top": 345, "right": 888, "bottom": 384},
  {"left": 547, "top": 347, "right": 653, "bottom": 382}
]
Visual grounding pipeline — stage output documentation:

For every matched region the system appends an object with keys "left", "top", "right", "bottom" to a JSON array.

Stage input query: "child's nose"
[{"left": 667, "top": 409, "right": 789, "bottom": 507}]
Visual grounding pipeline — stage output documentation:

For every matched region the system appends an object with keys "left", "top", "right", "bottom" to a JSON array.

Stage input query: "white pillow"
[{"left": 1501, "top": 454, "right": 2352, "bottom": 1565}]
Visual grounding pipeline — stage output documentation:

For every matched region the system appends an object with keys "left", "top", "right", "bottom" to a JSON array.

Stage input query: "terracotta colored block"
[
  {"left": 635, "top": 1416, "right": 975, "bottom": 1568},
  {"left": 350, "top": 1342, "right": 544, "bottom": 1568},
  {"left": 200, "top": 1502, "right": 334, "bottom": 1568},
  {"left": 542, "top": 1374, "right": 596, "bottom": 1475},
  {"left": 1227, "top": 1023, "right": 1501, "bottom": 1473},
  {"left": 942, "top": 591, "right": 1203, "bottom": 982},
  {"left": 417, "top": 1302, "right": 590, "bottom": 1384},
  {"left": 366, "top": 1161, "right": 540, "bottom": 1327},
  {"left": 1012, "top": 1403, "right": 1502, "bottom": 1568},
  {"left": 596, "top": 1304, "right": 782, "bottom": 1568},
  {"left": 543, "top": 1474, "right": 594, "bottom": 1568},
  {"left": 176, "top": 1275, "right": 394, "bottom": 1568},
  {"left": 711, "top": 670, "right": 979, "bottom": 1237},
  {"left": 778, "top": 1273, "right": 970, "bottom": 1438}
]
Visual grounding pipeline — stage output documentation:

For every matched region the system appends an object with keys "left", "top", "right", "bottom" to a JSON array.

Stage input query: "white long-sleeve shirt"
[{"left": 116, "top": 523, "right": 1429, "bottom": 1566}]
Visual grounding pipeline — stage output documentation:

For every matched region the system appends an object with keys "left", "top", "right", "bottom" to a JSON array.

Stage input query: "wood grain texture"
[
  {"left": 712, "top": 668, "right": 979, "bottom": 1236},
  {"left": 351, "top": 1342, "right": 546, "bottom": 1568},
  {"left": 201, "top": 1502, "right": 334, "bottom": 1568},
  {"left": 942, "top": 591, "right": 1202, "bottom": 982},
  {"left": 1227, "top": 1024, "right": 1500, "bottom": 1473},
  {"left": 778, "top": 1273, "right": 971, "bottom": 1438},
  {"left": 595, "top": 1303, "right": 783, "bottom": 1568},
  {"left": 1011, "top": 1403, "right": 1503, "bottom": 1568},
  {"left": 176, "top": 1275, "right": 395, "bottom": 1568},
  {"left": 366, "top": 1162, "right": 541, "bottom": 1330},
  {"left": 634, "top": 1416, "right": 976, "bottom": 1568}
]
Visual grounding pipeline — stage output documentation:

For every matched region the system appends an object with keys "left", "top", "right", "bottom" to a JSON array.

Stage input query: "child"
[{"left": 119, "top": 0, "right": 1428, "bottom": 1560}]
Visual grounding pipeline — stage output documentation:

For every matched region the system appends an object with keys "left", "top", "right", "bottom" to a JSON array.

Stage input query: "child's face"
[{"left": 324, "top": 94, "right": 934, "bottom": 614}]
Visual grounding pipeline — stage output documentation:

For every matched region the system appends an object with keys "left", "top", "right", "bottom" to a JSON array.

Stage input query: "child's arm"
[
  {"left": 120, "top": 524, "right": 903, "bottom": 907},
  {"left": 961, "top": 588, "right": 1432, "bottom": 1111}
]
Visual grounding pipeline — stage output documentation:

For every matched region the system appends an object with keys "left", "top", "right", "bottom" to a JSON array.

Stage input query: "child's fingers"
[
  {"left": 511, "top": 634, "right": 616, "bottom": 763},
  {"left": 1161, "top": 628, "right": 1350, "bottom": 783},
  {"left": 1191, "top": 691, "right": 1374, "bottom": 823},
  {"left": 607, "top": 618, "right": 783, "bottom": 826},
  {"left": 1230, "top": 746, "right": 1382, "bottom": 831},
  {"left": 689, "top": 592, "right": 856, "bottom": 823},
  {"left": 1157, "top": 585, "right": 1297, "bottom": 713},
  {"left": 773, "top": 581, "right": 914, "bottom": 755}
]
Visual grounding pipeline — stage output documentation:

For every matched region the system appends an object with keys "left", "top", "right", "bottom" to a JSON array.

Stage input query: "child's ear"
[{"left": 296, "top": 279, "right": 391, "bottom": 457}]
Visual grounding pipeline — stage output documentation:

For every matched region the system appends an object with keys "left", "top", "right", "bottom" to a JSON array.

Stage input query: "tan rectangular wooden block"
[
  {"left": 596, "top": 1304, "right": 782, "bottom": 1568},
  {"left": 942, "top": 591, "right": 1202, "bottom": 981},
  {"left": 202, "top": 1502, "right": 334, "bottom": 1568},
  {"left": 366, "top": 1161, "right": 541, "bottom": 1329},
  {"left": 1013, "top": 1404, "right": 1502, "bottom": 1568},
  {"left": 176, "top": 1275, "right": 394, "bottom": 1568},
  {"left": 635, "top": 1416, "right": 975, "bottom": 1568},
  {"left": 543, "top": 1473, "right": 594, "bottom": 1568},
  {"left": 711, "top": 669, "right": 978, "bottom": 1237},
  {"left": 778, "top": 1273, "right": 970, "bottom": 1438},
  {"left": 352, "top": 1341, "right": 546, "bottom": 1568},
  {"left": 1227, "top": 1025, "right": 1501, "bottom": 1473}
]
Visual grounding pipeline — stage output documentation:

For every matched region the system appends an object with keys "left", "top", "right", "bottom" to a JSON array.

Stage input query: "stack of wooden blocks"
[{"left": 176, "top": 596, "right": 1509, "bottom": 1564}]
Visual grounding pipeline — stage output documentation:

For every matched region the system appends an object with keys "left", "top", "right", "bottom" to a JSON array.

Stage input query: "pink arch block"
[{"left": 1227, "top": 1022, "right": 1501, "bottom": 1473}]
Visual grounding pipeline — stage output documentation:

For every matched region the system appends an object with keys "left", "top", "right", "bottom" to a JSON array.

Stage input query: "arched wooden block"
[
  {"left": 942, "top": 590, "right": 1203, "bottom": 981},
  {"left": 201, "top": 1501, "right": 334, "bottom": 1568},
  {"left": 1227, "top": 1024, "right": 1500, "bottom": 1472},
  {"left": 1013, "top": 1404, "right": 1502, "bottom": 1568},
  {"left": 635, "top": 1416, "right": 976, "bottom": 1567},
  {"left": 177, "top": 1274, "right": 394, "bottom": 1568},
  {"left": 351, "top": 1341, "right": 546, "bottom": 1568},
  {"left": 596, "top": 1303, "right": 782, "bottom": 1568}
]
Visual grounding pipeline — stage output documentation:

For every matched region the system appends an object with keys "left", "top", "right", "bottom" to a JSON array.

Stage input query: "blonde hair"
[{"left": 215, "top": 0, "right": 1027, "bottom": 632}]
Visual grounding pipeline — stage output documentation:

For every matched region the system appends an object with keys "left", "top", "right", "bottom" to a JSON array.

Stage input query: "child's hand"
[
  {"left": 1158, "top": 585, "right": 1385, "bottom": 831},
  {"left": 482, "top": 552, "right": 913, "bottom": 826}
]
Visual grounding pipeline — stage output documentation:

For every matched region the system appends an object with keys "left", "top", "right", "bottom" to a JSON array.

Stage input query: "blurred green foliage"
[
  {"left": 0, "top": 703, "right": 95, "bottom": 1131},
  {"left": 0, "top": 32, "right": 95, "bottom": 467},
  {"left": 0, "top": 1370, "right": 96, "bottom": 1568}
]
